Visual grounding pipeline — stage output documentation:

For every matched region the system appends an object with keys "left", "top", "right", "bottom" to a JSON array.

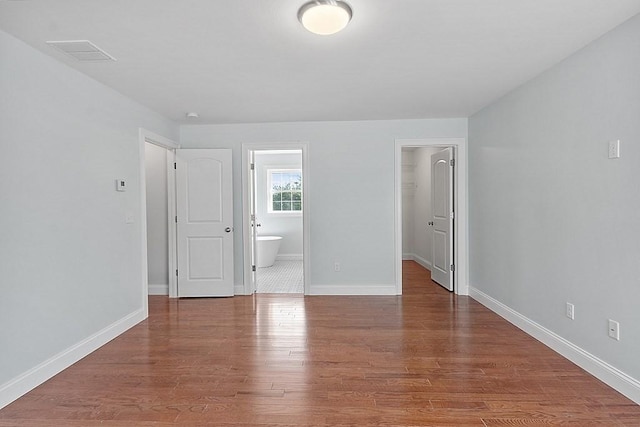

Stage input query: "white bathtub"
[{"left": 256, "top": 235, "right": 283, "bottom": 268}]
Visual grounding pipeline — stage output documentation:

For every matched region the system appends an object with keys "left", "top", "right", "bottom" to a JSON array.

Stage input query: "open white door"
[
  {"left": 249, "top": 150, "right": 257, "bottom": 293},
  {"left": 176, "top": 149, "right": 234, "bottom": 297},
  {"left": 430, "top": 148, "right": 454, "bottom": 291}
]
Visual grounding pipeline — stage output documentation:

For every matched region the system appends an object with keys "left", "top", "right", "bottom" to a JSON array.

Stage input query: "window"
[{"left": 268, "top": 169, "right": 302, "bottom": 213}]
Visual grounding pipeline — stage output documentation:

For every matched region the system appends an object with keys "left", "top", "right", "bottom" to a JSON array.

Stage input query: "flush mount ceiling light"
[{"left": 298, "top": 0, "right": 352, "bottom": 35}]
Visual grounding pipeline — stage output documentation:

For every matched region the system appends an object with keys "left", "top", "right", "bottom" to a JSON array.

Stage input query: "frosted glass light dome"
[{"left": 298, "top": 1, "right": 352, "bottom": 35}]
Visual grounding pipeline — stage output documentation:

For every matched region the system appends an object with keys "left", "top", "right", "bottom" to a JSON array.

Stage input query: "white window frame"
[{"left": 267, "top": 168, "right": 303, "bottom": 215}]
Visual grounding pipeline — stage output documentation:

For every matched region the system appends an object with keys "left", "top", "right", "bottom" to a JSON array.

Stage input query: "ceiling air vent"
[{"left": 46, "top": 40, "right": 116, "bottom": 62}]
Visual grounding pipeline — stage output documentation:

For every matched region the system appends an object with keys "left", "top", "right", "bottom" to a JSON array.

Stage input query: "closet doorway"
[
  {"left": 394, "top": 138, "right": 468, "bottom": 296},
  {"left": 400, "top": 146, "right": 454, "bottom": 291},
  {"left": 139, "top": 129, "right": 179, "bottom": 300}
]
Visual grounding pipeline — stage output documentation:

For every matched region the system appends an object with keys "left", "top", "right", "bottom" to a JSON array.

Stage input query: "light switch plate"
[
  {"left": 608, "top": 319, "right": 620, "bottom": 340},
  {"left": 116, "top": 179, "right": 126, "bottom": 191}
]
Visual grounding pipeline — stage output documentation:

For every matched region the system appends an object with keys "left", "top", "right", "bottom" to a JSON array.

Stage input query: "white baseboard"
[
  {"left": 469, "top": 286, "right": 640, "bottom": 405},
  {"left": 402, "top": 253, "right": 432, "bottom": 271},
  {"left": 0, "top": 308, "right": 147, "bottom": 410},
  {"left": 308, "top": 283, "right": 398, "bottom": 296},
  {"left": 276, "top": 254, "right": 303, "bottom": 261},
  {"left": 148, "top": 283, "right": 168, "bottom": 295},
  {"left": 413, "top": 254, "right": 432, "bottom": 271},
  {"left": 235, "top": 283, "right": 251, "bottom": 295}
]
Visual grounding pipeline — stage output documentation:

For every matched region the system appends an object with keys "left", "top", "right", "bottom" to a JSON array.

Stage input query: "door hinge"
[
  {"left": 250, "top": 163, "right": 255, "bottom": 170},
  {"left": 450, "top": 264, "right": 455, "bottom": 272},
  {"left": 174, "top": 162, "right": 177, "bottom": 169},
  {"left": 450, "top": 159, "right": 455, "bottom": 167},
  {"left": 450, "top": 212, "right": 455, "bottom": 219},
  {"left": 175, "top": 269, "right": 178, "bottom": 276},
  {"left": 252, "top": 265, "right": 256, "bottom": 272},
  {"left": 175, "top": 216, "right": 177, "bottom": 223}
]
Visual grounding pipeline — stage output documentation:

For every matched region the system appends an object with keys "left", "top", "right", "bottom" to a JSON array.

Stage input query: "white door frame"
[
  {"left": 394, "top": 138, "right": 468, "bottom": 296},
  {"left": 138, "top": 129, "right": 180, "bottom": 306},
  {"left": 241, "top": 142, "right": 310, "bottom": 295}
]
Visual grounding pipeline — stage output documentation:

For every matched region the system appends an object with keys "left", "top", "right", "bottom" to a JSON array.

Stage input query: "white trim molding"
[
  {"left": 307, "top": 283, "right": 397, "bottom": 296},
  {"left": 470, "top": 286, "right": 640, "bottom": 405},
  {"left": 403, "top": 253, "right": 432, "bottom": 271},
  {"left": 0, "top": 308, "right": 146, "bottom": 410},
  {"left": 148, "top": 283, "right": 169, "bottom": 295},
  {"left": 234, "top": 283, "right": 248, "bottom": 295}
]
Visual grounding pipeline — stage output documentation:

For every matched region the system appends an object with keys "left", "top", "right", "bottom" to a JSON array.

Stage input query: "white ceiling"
[{"left": 2, "top": 0, "right": 640, "bottom": 124}]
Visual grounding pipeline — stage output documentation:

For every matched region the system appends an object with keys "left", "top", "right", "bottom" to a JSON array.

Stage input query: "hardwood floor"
[{"left": 1, "top": 261, "right": 638, "bottom": 426}]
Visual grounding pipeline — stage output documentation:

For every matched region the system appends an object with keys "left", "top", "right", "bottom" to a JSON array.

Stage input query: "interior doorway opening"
[
  {"left": 395, "top": 138, "right": 468, "bottom": 296},
  {"left": 252, "top": 150, "right": 303, "bottom": 293},
  {"left": 242, "top": 143, "right": 310, "bottom": 295},
  {"left": 144, "top": 142, "right": 171, "bottom": 296},
  {"left": 401, "top": 146, "right": 454, "bottom": 291},
  {"left": 138, "top": 129, "right": 179, "bottom": 302}
]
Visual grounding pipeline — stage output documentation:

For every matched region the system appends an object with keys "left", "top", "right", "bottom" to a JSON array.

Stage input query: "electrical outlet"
[
  {"left": 334, "top": 262, "right": 341, "bottom": 272},
  {"left": 608, "top": 140, "right": 620, "bottom": 159},
  {"left": 566, "top": 303, "right": 575, "bottom": 320},
  {"left": 608, "top": 319, "right": 620, "bottom": 340}
]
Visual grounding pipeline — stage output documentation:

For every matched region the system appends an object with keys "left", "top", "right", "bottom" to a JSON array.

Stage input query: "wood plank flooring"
[{"left": 1, "top": 261, "right": 638, "bottom": 426}]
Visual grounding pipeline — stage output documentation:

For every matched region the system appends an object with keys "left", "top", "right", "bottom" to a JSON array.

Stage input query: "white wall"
[
  {"left": 469, "top": 14, "right": 640, "bottom": 400},
  {"left": 254, "top": 151, "right": 303, "bottom": 258},
  {"left": 145, "top": 142, "right": 169, "bottom": 293},
  {"left": 0, "top": 29, "right": 178, "bottom": 407},
  {"left": 181, "top": 119, "right": 467, "bottom": 294}
]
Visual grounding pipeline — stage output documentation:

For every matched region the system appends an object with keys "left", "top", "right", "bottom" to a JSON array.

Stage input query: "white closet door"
[{"left": 431, "top": 148, "right": 454, "bottom": 291}]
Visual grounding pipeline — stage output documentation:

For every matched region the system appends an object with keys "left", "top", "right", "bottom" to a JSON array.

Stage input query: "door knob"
[{"left": 225, "top": 227, "right": 232, "bottom": 233}]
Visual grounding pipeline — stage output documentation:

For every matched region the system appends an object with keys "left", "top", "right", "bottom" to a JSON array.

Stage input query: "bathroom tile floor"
[{"left": 256, "top": 260, "right": 304, "bottom": 293}]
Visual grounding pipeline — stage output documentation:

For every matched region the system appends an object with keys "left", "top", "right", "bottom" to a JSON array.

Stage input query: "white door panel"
[
  {"left": 249, "top": 150, "right": 257, "bottom": 293},
  {"left": 176, "top": 149, "right": 234, "bottom": 297},
  {"left": 432, "top": 231, "right": 447, "bottom": 272},
  {"left": 188, "top": 237, "right": 223, "bottom": 279},
  {"left": 187, "top": 159, "right": 223, "bottom": 222},
  {"left": 431, "top": 148, "right": 454, "bottom": 291}
]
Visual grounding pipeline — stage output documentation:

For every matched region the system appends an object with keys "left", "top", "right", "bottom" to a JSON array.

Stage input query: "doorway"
[
  {"left": 252, "top": 150, "right": 303, "bottom": 293},
  {"left": 395, "top": 138, "right": 468, "bottom": 296},
  {"left": 242, "top": 143, "right": 310, "bottom": 295},
  {"left": 139, "top": 129, "right": 179, "bottom": 303},
  {"left": 144, "top": 142, "right": 171, "bottom": 295},
  {"left": 401, "top": 146, "right": 454, "bottom": 291}
]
